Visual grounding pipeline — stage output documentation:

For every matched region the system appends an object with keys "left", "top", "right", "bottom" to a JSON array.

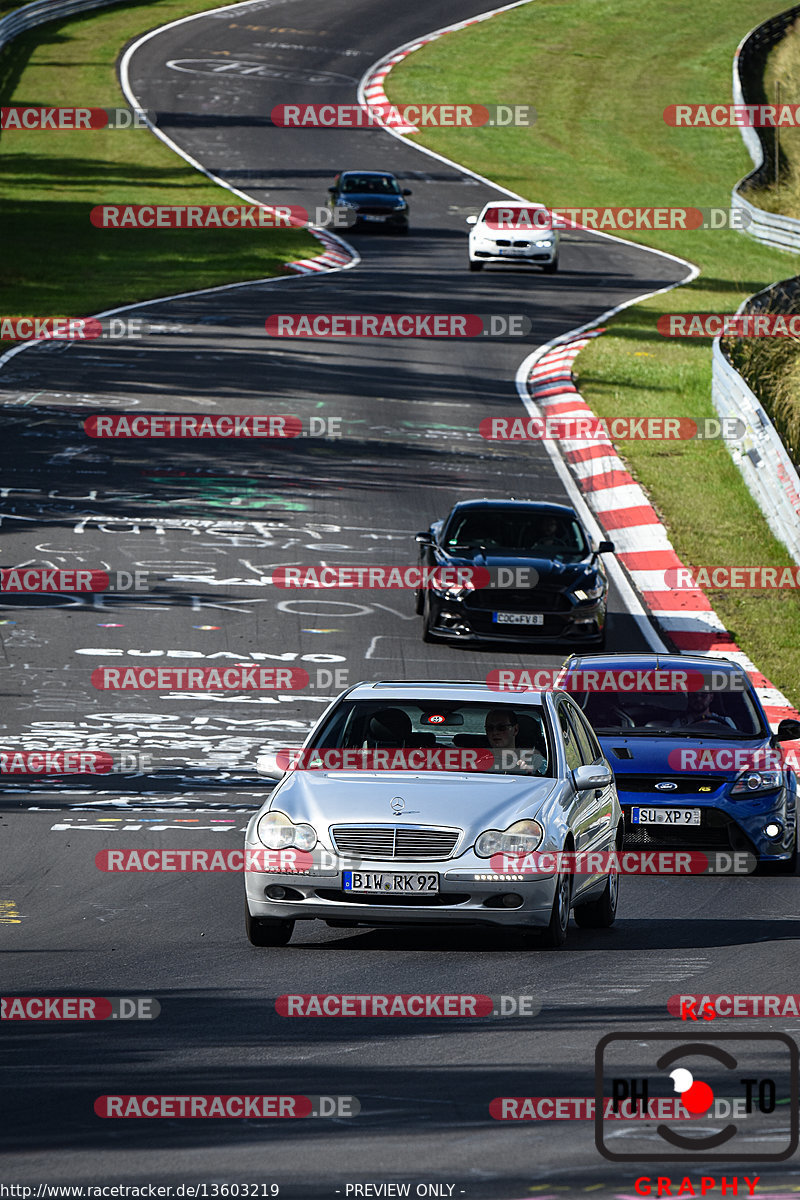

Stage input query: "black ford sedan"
[
  {"left": 415, "top": 499, "right": 614, "bottom": 646},
  {"left": 327, "top": 170, "right": 411, "bottom": 233}
]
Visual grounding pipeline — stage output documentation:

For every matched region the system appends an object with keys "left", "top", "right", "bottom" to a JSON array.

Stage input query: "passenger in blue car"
[{"left": 671, "top": 691, "right": 736, "bottom": 729}]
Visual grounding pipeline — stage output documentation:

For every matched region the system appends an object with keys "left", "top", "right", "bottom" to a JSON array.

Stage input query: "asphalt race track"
[{"left": 2, "top": 0, "right": 799, "bottom": 1196}]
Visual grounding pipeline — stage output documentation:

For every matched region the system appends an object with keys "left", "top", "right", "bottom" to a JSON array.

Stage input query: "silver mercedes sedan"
[{"left": 244, "top": 680, "right": 623, "bottom": 949}]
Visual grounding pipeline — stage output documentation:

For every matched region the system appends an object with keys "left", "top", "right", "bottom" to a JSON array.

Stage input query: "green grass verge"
[
  {"left": 748, "top": 15, "right": 800, "bottom": 215},
  {"left": 0, "top": 0, "right": 318, "bottom": 322},
  {"left": 386, "top": 0, "right": 800, "bottom": 708}
]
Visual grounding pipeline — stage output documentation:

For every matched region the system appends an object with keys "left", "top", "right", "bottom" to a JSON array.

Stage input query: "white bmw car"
[
  {"left": 244, "top": 680, "right": 622, "bottom": 949},
  {"left": 467, "top": 199, "right": 559, "bottom": 272}
]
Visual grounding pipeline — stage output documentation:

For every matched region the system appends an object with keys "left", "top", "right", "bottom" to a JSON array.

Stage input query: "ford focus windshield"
[{"left": 576, "top": 687, "right": 764, "bottom": 738}]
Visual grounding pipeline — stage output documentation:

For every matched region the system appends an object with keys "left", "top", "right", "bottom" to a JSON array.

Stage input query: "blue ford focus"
[{"left": 559, "top": 652, "right": 800, "bottom": 870}]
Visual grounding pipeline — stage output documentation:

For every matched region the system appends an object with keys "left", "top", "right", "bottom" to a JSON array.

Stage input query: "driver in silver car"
[{"left": 484, "top": 707, "right": 547, "bottom": 774}]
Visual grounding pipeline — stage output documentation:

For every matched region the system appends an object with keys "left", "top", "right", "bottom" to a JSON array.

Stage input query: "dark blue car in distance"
[
  {"left": 415, "top": 499, "right": 614, "bottom": 646},
  {"left": 559, "top": 652, "right": 800, "bottom": 870},
  {"left": 327, "top": 170, "right": 411, "bottom": 233}
]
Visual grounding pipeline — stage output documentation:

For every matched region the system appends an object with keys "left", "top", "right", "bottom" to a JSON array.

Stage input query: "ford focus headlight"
[
  {"left": 731, "top": 770, "right": 782, "bottom": 797},
  {"left": 257, "top": 810, "right": 317, "bottom": 850},
  {"left": 475, "top": 819, "right": 544, "bottom": 857}
]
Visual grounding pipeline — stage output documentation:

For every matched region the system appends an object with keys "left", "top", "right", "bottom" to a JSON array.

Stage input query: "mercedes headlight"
[
  {"left": 475, "top": 819, "right": 544, "bottom": 857},
  {"left": 257, "top": 810, "right": 317, "bottom": 850},
  {"left": 731, "top": 770, "right": 782, "bottom": 797}
]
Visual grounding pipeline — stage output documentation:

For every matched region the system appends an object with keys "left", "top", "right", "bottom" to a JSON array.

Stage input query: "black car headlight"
[
  {"left": 731, "top": 770, "right": 783, "bottom": 797},
  {"left": 475, "top": 820, "right": 544, "bottom": 857},
  {"left": 430, "top": 581, "right": 475, "bottom": 601},
  {"left": 257, "top": 810, "right": 317, "bottom": 850},
  {"left": 571, "top": 580, "right": 605, "bottom": 602}
]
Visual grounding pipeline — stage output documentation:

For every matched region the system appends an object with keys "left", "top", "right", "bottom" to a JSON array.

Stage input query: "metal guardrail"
[
  {"left": 0, "top": 0, "right": 128, "bottom": 55},
  {"left": 731, "top": 4, "right": 800, "bottom": 252},
  {"left": 712, "top": 278, "right": 800, "bottom": 565}
]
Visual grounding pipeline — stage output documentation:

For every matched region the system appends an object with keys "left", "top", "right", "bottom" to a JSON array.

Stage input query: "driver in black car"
[{"left": 671, "top": 691, "right": 736, "bottom": 729}]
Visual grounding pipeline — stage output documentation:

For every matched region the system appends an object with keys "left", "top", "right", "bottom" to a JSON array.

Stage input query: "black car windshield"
[
  {"left": 340, "top": 175, "right": 400, "bottom": 194},
  {"left": 305, "top": 700, "right": 552, "bottom": 776},
  {"left": 443, "top": 509, "right": 588, "bottom": 560},
  {"left": 575, "top": 686, "right": 764, "bottom": 738}
]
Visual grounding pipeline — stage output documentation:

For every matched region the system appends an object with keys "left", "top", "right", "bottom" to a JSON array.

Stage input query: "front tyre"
[
  {"left": 761, "top": 836, "right": 797, "bottom": 874},
  {"left": 422, "top": 594, "right": 441, "bottom": 644},
  {"left": 245, "top": 901, "right": 294, "bottom": 946},
  {"left": 468, "top": 259, "right": 483, "bottom": 272},
  {"left": 540, "top": 868, "right": 572, "bottom": 948},
  {"left": 542, "top": 255, "right": 559, "bottom": 274},
  {"left": 573, "top": 861, "right": 618, "bottom": 928}
]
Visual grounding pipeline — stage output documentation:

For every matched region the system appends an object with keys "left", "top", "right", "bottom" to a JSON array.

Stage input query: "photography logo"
[{"left": 595, "top": 1032, "right": 798, "bottom": 1162}]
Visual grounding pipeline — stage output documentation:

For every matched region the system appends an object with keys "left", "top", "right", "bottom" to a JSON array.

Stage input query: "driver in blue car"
[{"left": 671, "top": 690, "right": 736, "bottom": 729}]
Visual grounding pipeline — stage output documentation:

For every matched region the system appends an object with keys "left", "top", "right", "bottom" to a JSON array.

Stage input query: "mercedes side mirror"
[
  {"left": 572, "top": 763, "right": 612, "bottom": 791},
  {"left": 255, "top": 752, "right": 288, "bottom": 780}
]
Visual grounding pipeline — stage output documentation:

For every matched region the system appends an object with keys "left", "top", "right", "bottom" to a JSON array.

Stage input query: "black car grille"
[
  {"left": 622, "top": 806, "right": 754, "bottom": 852},
  {"left": 616, "top": 774, "right": 728, "bottom": 795},
  {"left": 356, "top": 205, "right": 400, "bottom": 216},
  {"left": 329, "top": 826, "right": 461, "bottom": 860},
  {"left": 466, "top": 588, "right": 571, "bottom": 613}
]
